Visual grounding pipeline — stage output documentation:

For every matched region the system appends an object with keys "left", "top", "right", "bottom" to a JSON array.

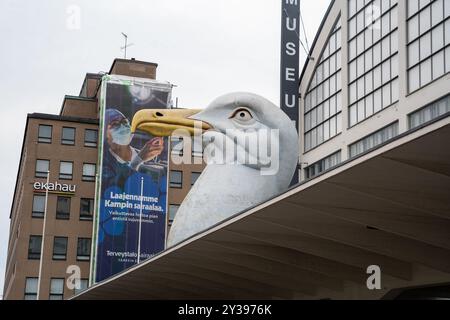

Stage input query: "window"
[
  {"left": 169, "top": 205, "right": 180, "bottom": 224},
  {"left": 74, "top": 279, "right": 89, "bottom": 295},
  {"left": 56, "top": 196, "right": 71, "bottom": 220},
  {"left": 409, "top": 94, "right": 450, "bottom": 129},
  {"left": 192, "top": 140, "right": 203, "bottom": 157},
  {"left": 347, "top": 0, "right": 399, "bottom": 126},
  {"left": 32, "top": 195, "right": 45, "bottom": 218},
  {"left": 62, "top": 127, "right": 76, "bottom": 145},
  {"left": 191, "top": 172, "right": 201, "bottom": 186},
  {"left": 305, "top": 151, "right": 342, "bottom": 179},
  {"left": 80, "top": 198, "right": 94, "bottom": 221},
  {"left": 82, "top": 163, "right": 96, "bottom": 182},
  {"left": 171, "top": 137, "right": 184, "bottom": 156},
  {"left": 35, "top": 159, "right": 49, "bottom": 178},
  {"left": 38, "top": 125, "right": 52, "bottom": 143},
  {"left": 304, "top": 17, "right": 342, "bottom": 151},
  {"left": 59, "top": 161, "right": 73, "bottom": 180},
  {"left": 28, "top": 235, "right": 42, "bottom": 260},
  {"left": 77, "top": 238, "right": 91, "bottom": 261},
  {"left": 49, "top": 278, "right": 64, "bottom": 300},
  {"left": 407, "top": 0, "right": 450, "bottom": 93},
  {"left": 170, "top": 170, "right": 183, "bottom": 188},
  {"left": 84, "top": 129, "right": 98, "bottom": 147},
  {"left": 52, "top": 237, "right": 68, "bottom": 260},
  {"left": 349, "top": 122, "right": 399, "bottom": 158},
  {"left": 24, "top": 277, "right": 38, "bottom": 300}
]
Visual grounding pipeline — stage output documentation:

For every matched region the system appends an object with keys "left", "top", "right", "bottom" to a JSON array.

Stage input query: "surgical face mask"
[{"left": 110, "top": 124, "right": 132, "bottom": 146}]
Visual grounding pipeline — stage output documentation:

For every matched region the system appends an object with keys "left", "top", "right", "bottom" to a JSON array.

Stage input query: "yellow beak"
[{"left": 131, "top": 109, "right": 211, "bottom": 137}]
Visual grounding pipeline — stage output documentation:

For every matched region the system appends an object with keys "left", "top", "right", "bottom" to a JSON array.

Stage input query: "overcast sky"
[{"left": 0, "top": 0, "right": 331, "bottom": 297}]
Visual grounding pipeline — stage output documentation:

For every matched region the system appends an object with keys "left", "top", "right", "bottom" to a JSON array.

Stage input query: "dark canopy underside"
[{"left": 76, "top": 118, "right": 450, "bottom": 300}]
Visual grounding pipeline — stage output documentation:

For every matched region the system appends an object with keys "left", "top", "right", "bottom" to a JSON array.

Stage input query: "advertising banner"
[{"left": 92, "top": 75, "right": 172, "bottom": 283}]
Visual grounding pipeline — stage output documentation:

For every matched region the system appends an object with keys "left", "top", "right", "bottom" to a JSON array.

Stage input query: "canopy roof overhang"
[{"left": 75, "top": 116, "right": 450, "bottom": 300}]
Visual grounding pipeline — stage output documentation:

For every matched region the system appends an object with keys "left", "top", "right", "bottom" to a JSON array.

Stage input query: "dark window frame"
[
  {"left": 190, "top": 172, "right": 201, "bottom": 186},
  {"left": 59, "top": 161, "right": 74, "bottom": 180},
  {"left": 79, "top": 198, "right": 94, "bottom": 221},
  {"left": 348, "top": 121, "right": 399, "bottom": 158},
  {"left": 171, "top": 137, "right": 184, "bottom": 156},
  {"left": 168, "top": 204, "right": 180, "bottom": 224},
  {"left": 192, "top": 141, "right": 203, "bottom": 158},
  {"left": 77, "top": 238, "right": 91, "bottom": 261},
  {"left": 52, "top": 236, "right": 68, "bottom": 261},
  {"left": 24, "top": 277, "right": 38, "bottom": 300},
  {"left": 82, "top": 163, "right": 96, "bottom": 182},
  {"left": 32, "top": 194, "right": 46, "bottom": 219},
  {"left": 38, "top": 124, "right": 52, "bottom": 144},
  {"left": 49, "top": 278, "right": 64, "bottom": 300},
  {"left": 304, "top": 150, "right": 342, "bottom": 180},
  {"left": 408, "top": 94, "right": 450, "bottom": 129},
  {"left": 56, "top": 196, "right": 71, "bottom": 220},
  {"left": 84, "top": 129, "right": 98, "bottom": 148},
  {"left": 170, "top": 170, "right": 183, "bottom": 188},
  {"left": 61, "top": 127, "right": 76, "bottom": 145},
  {"left": 74, "top": 278, "right": 89, "bottom": 295},
  {"left": 28, "top": 235, "right": 42, "bottom": 260},
  {"left": 35, "top": 159, "right": 50, "bottom": 178},
  {"left": 405, "top": 1, "right": 450, "bottom": 94}
]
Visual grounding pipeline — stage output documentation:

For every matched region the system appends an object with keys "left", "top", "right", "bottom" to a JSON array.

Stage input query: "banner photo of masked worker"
[{"left": 92, "top": 75, "right": 172, "bottom": 283}]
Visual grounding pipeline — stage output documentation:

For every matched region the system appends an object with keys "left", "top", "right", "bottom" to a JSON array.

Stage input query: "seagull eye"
[{"left": 231, "top": 108, "right": 253, "bottom": 122}]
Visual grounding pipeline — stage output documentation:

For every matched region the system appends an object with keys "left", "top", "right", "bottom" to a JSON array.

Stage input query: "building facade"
[
  {"left": 299, "top": 0, "right": 450, "bottom": 180},
  {"left": 3, "top": 59, "right": 204, "bottom": 300},
  {"left": 4, "top": 0, "right": 450, "bottom": 301},
  {"left": 72, "top": 0, "right": 450, "bottom": 300},
  {"left": 4, "top": 114, "right": 99, "bottom": 300}
]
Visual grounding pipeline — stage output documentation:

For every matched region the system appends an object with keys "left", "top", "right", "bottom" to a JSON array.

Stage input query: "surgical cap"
[{"left": 105, "top": 109, "right": 127, "bottom": 125}]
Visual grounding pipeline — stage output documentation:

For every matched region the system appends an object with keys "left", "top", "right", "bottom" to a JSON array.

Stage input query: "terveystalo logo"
[{"left": 33, "top": 181, "right": 76, "bottom": 194}]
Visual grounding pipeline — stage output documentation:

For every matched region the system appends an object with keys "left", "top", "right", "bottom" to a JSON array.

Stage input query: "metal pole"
[
  {"left": 121, "top": 32, "right": 128, "bottom": 59},
  {"left": 124, "top": 35, "right": 127, "bottom": 59},
  {"left": 36, "top": 170, "right": 50, "bottom": 300},
  {"left": 89, "top": 173, "right": 100, "bottom": 287},
  {"left": 137, "top": 177, "right": 144, "bottom": 264}
]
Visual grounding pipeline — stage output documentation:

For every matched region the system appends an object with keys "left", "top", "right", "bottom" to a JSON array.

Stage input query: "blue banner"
[{"left": 93, "top": 76, "right": 172, "bottom": 283}]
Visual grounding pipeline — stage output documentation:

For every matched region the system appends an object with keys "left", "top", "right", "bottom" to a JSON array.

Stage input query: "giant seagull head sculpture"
[{"left": 131, "top": 92, "right": 299, "bottom": 247}]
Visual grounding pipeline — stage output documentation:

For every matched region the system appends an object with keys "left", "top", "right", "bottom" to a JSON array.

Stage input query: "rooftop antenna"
[{"left": 120, "top": 32, "right": 134, "bottom": 59}]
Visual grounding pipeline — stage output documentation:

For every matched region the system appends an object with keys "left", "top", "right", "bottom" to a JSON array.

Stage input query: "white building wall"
[{"left": 299, "top": 0, "right": 450, "bottom": 181}]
